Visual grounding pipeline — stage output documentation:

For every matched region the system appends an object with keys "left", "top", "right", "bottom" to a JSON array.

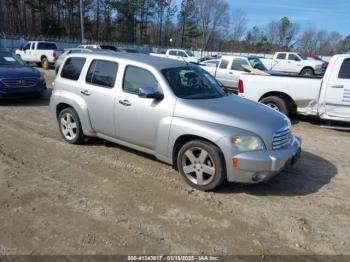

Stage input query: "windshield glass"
[
  {"left": 0, "top": 52, "right": 25, "bottom": 66},
  {"left": 162, "top": 66, "right": 226, "bottom": 99},
  {"left": 297, "top": 53, "right": 307, "bottom": 60},
  {"left": 248, "top": 58, "right": 268, "bottom": 71},
  {"left": 186, "top": 50, "right": 195, "bottom": 57}
]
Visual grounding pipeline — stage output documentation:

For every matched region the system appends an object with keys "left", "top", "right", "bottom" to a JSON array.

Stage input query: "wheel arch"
[
  {"left": 300, "top": 66, "right": 314, "bottom": 75},
  {"left": 259, "top": 91, "right": 297, "bottom": 114}
]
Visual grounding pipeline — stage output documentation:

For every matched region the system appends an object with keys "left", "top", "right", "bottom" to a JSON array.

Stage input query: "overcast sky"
[{"left": 185, "top": 0, "right": 349, "bottom": 36}]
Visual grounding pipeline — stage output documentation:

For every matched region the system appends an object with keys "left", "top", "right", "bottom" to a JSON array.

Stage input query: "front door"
[
  {"left": 115, "top": 66, "right": 174, "bottom": 150},
  {"left": 79, "top": 59, "right": 119, "bottom": 137},
  {"left": 324, "top": 57, "right": 350, "bottom": 119}
]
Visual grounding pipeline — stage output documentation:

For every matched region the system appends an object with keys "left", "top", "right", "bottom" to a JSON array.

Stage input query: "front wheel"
[
  {"left": 300, "top": 68, "right": 314, "bottom": 76},
  {"left": 177, "top": 140, "right": 226, "bottom": 191},
  {"left": 260, "top": 96, "right": 289, "bottom": 115},
  {"left": 58, "top": 108, "right": 85, "bottom": 144}
]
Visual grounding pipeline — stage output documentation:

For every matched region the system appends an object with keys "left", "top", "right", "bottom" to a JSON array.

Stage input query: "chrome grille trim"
[
  {"left": 1, "top": 78, "right": 38, "bottom": 88},
  {"left": 272, "top": 127, "right": 291, "bottom": 150}
]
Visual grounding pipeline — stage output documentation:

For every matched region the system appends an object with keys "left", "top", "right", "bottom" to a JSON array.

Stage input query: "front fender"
[{"left": 49, "top": 89, "right": 95, "bottom": 136}]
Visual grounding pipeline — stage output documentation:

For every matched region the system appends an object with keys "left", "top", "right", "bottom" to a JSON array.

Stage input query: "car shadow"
[
  {"left": 0, "top": 89, "right": 51, "bottom": 107},
  {"left": 216, "top": 150, "right": 337, "bottom": 196}
]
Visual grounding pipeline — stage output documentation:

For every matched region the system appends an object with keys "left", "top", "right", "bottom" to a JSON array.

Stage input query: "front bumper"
[
  {"left": 226, "top": 136, "right": 302, "bottom": 183},
  {"left": 0, "top": 82, "right": 47, "bottom": 99}
]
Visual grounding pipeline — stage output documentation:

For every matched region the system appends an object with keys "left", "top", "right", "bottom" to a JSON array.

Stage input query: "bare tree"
[
  {"left": 195, "top": 0, "right": 229, "bottom": 53},
  {"left": 230, "top": 9, "right": 247, "bottom": 52}
]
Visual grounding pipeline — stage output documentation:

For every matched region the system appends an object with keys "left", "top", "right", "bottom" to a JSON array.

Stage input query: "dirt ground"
[{"left": 0, "top": 68, "right": 349, "bottom": 256}]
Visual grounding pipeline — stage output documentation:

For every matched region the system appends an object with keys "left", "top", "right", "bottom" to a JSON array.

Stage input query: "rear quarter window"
[
  {"left": 339, "top": 58, "right": 350, "bottom": 79},
  {"left": 60, "top": 57, "right": 86, "bottom": 81}
]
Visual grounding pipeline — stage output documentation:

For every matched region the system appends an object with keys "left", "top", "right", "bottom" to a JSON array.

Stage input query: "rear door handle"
[
  {"left": 331, "top": 85, "right": 344, "bottom": 89},
  {"left": 119, "top": 99, "right": 131, "bottom": 106},
  {"left": 81, "top": 90, "right": 90, "bottom": 96}
]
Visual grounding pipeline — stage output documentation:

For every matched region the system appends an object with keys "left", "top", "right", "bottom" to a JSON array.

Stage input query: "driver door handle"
[
  {"left": 119, "top": 99, "right": 131, "bottom": 106},
  {"left": 81, "top": 90, "right": 90, "bottom": 96},
  {"left": 331, "top": 85, "right": 344, "bottom": 89}
]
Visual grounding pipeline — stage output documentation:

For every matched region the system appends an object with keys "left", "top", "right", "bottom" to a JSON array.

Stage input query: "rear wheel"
[
  {"left": 260, "top": 96, "right": 289, "bottom": 115},
  {"left": 41, "top": 57, "right": 49, "bottom": 69},
  {"left": 177, "top": 140, "right": 226, "bottom": 191},
  {"left": 58, "top": 108, "right": 85, "bottom": 144},
  {"left": 300, "top": 68, "right": 314, "bottom": 76}
]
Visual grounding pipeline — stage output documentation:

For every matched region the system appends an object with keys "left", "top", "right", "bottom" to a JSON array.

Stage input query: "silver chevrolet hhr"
[{"left": 49, "top": 52, "right": 301, "bottom": 191}]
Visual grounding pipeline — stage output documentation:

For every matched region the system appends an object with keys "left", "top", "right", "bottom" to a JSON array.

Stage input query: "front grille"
[
  {"left": 1, "top": 78, "right": 38, "bottom": 88},
  {"left": 272, "top": 127, "right": 291, "bottom": 150}
]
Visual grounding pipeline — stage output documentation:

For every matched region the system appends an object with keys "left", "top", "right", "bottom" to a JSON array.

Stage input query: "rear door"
[
  {"left": 324, "top": 57, "right": 350, "bottom": 119},
  {"left": 272, "top": 53, "right": 287, "bottom": 71},
  {"left": 21, "top": 42, "right": 32, "bottom": 61},
  {"left": 215, "top": 58, "right": 235, "bottom": 89},
  {"left": 78, "top": 59, "right": 119, "bottom": 137},
  {"left": 287, "top": 53, "right": 303, "bottom": 73},
  {"left": 229, "top": 58, "right": 250, "bottom": 88}
]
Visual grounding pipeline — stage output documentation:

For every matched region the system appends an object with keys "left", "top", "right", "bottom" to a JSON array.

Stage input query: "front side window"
[
  {"left": 248, "top": 58, "right": 268, "bottom": 71},
  {"left": 186, "top": 50, "right": 195, "bottom": 57},
  {"left": 276, "top": 53, "right": 286, "bottom": 60},
  {"left": 61, "top": 57, "right": 86, "bottom": 81},
  {"left": 23, "top": 43, "right": 31, "bottom": 50},
  {"left": 339, "top": 58, "right": 350, "bottom": 79},
  {"left": 231, "top": 58, "right": 250, "bottom": 71},
  {"left": 288, "top": 54, "right": 300, "bottom": 61},
  {"left": 219, "top": 59, "right": 229, "bottom": 69},
  {"left": 86, "top": 60, "right": 118, "bottom": 88},
  {"left": 178, "top": 51, "right": 187, "bottom": 57},
  {"left": 162, "top": 66, "right": 226, "bottom": 99},
  {"left": 123, "top": 66, "right": 160, "bottom": 95}
]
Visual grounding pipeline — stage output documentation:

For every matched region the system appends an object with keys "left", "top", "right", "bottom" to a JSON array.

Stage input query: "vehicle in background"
[
  {"left": 55, "top": 48, "right": 93, "bottom": 74},
  {"left": 77, "top": 44, "right": 101, "bottom": 49},
  {"left": 100, "top": 45, "right": 118, "bottom": 52},
  {"left": 0, "top": 50, "right": 46, "bottom": 99},
  {"left": 77, "top": 44, "right": 118, "bottom": 52},
  {"left": 50, "top": 52, "right": 301, "bottom": 191},
  {"left": 200, "top": 55, "right": 268, "bottom": 93},
  {"left": 238, "top": 54, "right": 350, "bottom": 122},
  {"left": 304, "top": 54, "right": 329, "bottom": 70},
  {"left": 199, "top": 55, "right": 220, "bottom": 63},
  {"left": 260, "top": 52, "right": 324, "bottom": 76},
  {"left": 199, "top": 59, "right": 220, "bottom": 68},
  {"left": 150, "top": 49, "right": 200, "bottom": 64},
  {"left": 15, "top": 41, "right": 62, "bottom": 69},
  {"left": 118, "top": 48, "right": 140, "bottom": 53}
]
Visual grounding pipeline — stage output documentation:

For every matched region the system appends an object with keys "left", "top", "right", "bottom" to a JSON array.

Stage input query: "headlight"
[{"left": 232, "top": 136, "right": 265, "bottom": 152}]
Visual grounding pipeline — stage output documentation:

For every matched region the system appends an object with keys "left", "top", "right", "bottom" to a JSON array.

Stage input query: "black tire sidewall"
[
  {"left": 301, "top": 68, "right": 314, "bottom": 76},
  {"left": 177, "top": 140, "right": 226, "bottom": 191},
  {"left": 260, "top": 96, "right": 289, "bottom": 115},
  {"left": 42, "top": 57, "right": 49, "bottom": 69},
  {"left": 58, "top": 108, "right": 85, "bottom": 144}
]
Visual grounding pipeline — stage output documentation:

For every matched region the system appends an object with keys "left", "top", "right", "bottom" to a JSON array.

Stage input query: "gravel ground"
[{"left": 0, "top": 68, "right": 349, "bottom": 256}]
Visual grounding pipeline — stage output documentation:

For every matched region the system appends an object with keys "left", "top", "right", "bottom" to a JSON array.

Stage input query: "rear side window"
[
  {"left": 37, "top": 42, "right": 57, "bottom": 50},
  {"left": 61, "top": 57, "right": 86, "bottom": 81},
  {"left": 339, "top": 58, "right": 350, "bottom": 79},
  {"left": 219, "top": 59, "right": 229, "bottom": 69},
  {"left": 123, "top": 66, "right": 160, "bottom": 95},
  {"left": 86, "top": 60, "right": 118, "bottom": 88},
  {"left": 231, "top": 58, "right": 249, "bottom": 71},
  {"left": 276, "top": 53, "right": 286, "bottom": 60},
  {"left": 169, "top": 51, "right": 177, "bottom": 56}
]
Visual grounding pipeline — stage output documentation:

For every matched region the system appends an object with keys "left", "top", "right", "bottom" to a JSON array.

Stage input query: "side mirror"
[{"left": 138, "top": 87, "right": 164, "bottom": 100}]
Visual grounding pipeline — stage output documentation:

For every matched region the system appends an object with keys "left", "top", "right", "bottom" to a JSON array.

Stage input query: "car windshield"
[
  {"left": 248, "top": 58, "right": 267, "bottom": 71},
  {"left": 186, "top": 50, "right": 195, "bottom": 57},
  {"left": 297, "top": 53, "right": 307, "bottom": 60},
  {"left": 0, "top": 52, "right": 25, "bottom": 66},
  {"left": 162, "top": 66, "right": 226, "bottom": 99}
]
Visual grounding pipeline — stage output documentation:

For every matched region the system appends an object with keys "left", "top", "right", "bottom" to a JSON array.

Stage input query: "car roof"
[{"left": 69, "top": 52, "right": 187, "bottom": 70}]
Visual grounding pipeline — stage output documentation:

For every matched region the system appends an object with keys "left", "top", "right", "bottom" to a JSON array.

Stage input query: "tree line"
[{"left": 0, "top": 0, "right": 349, "bottom": 55}]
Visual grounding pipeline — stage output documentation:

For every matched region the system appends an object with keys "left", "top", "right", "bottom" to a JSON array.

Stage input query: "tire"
[
  {"left": 260, "top": 96, "right": 289, "bottom": 115},
  {"left": 58, "top": 108, "right": 85, "bottom": 144},
  {"left": 41, "top": 57, "right": 49, "bottom": 69},
  {"left": 300, "top": 68, "right": 314, "bottom": 76},
  {"left": 177, "top": 140, "right": 226, "bottom": 191}
]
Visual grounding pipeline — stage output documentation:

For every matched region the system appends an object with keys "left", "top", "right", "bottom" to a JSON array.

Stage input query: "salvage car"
[
  {"left": 0, "top": 50, "right": 46, "bottom": 99},
  {"left": 50, "top": 53, "right": 301, "bottom": 191},
  {"left": 238, "top": 54, "right": 350, "bottom": 122}
]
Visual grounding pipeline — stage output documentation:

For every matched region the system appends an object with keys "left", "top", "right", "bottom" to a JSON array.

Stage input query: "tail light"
[
  {"left": 53, "top": 51, "right": 58, "bottom": 62},
  {"left": 238, "top": 79, "right": 244, "bottom": 93}
]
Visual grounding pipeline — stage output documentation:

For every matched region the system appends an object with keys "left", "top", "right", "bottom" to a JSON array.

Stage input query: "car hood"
[
  {"left": 174, "top": 95, "right": 291, "bottom": 149},
  {"left": 0, "top": 66, "right": 41, "bottom": 79}
]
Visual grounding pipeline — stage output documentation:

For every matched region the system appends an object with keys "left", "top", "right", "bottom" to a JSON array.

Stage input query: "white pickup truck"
[
  {"left": 238, "top": 54, "right": 350, "bottom": 123},
  {"left": 200, "top": 55, "right": 268, "bottom": 93},
  {"left": 150, "top": 49, "right": 200, "bottom": 64},
  {"left": 261, "top": 52, "right": 325, "bottom": 76},
  {"left": 15, "top": 41, "right": 61, "bottom": 69}
]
